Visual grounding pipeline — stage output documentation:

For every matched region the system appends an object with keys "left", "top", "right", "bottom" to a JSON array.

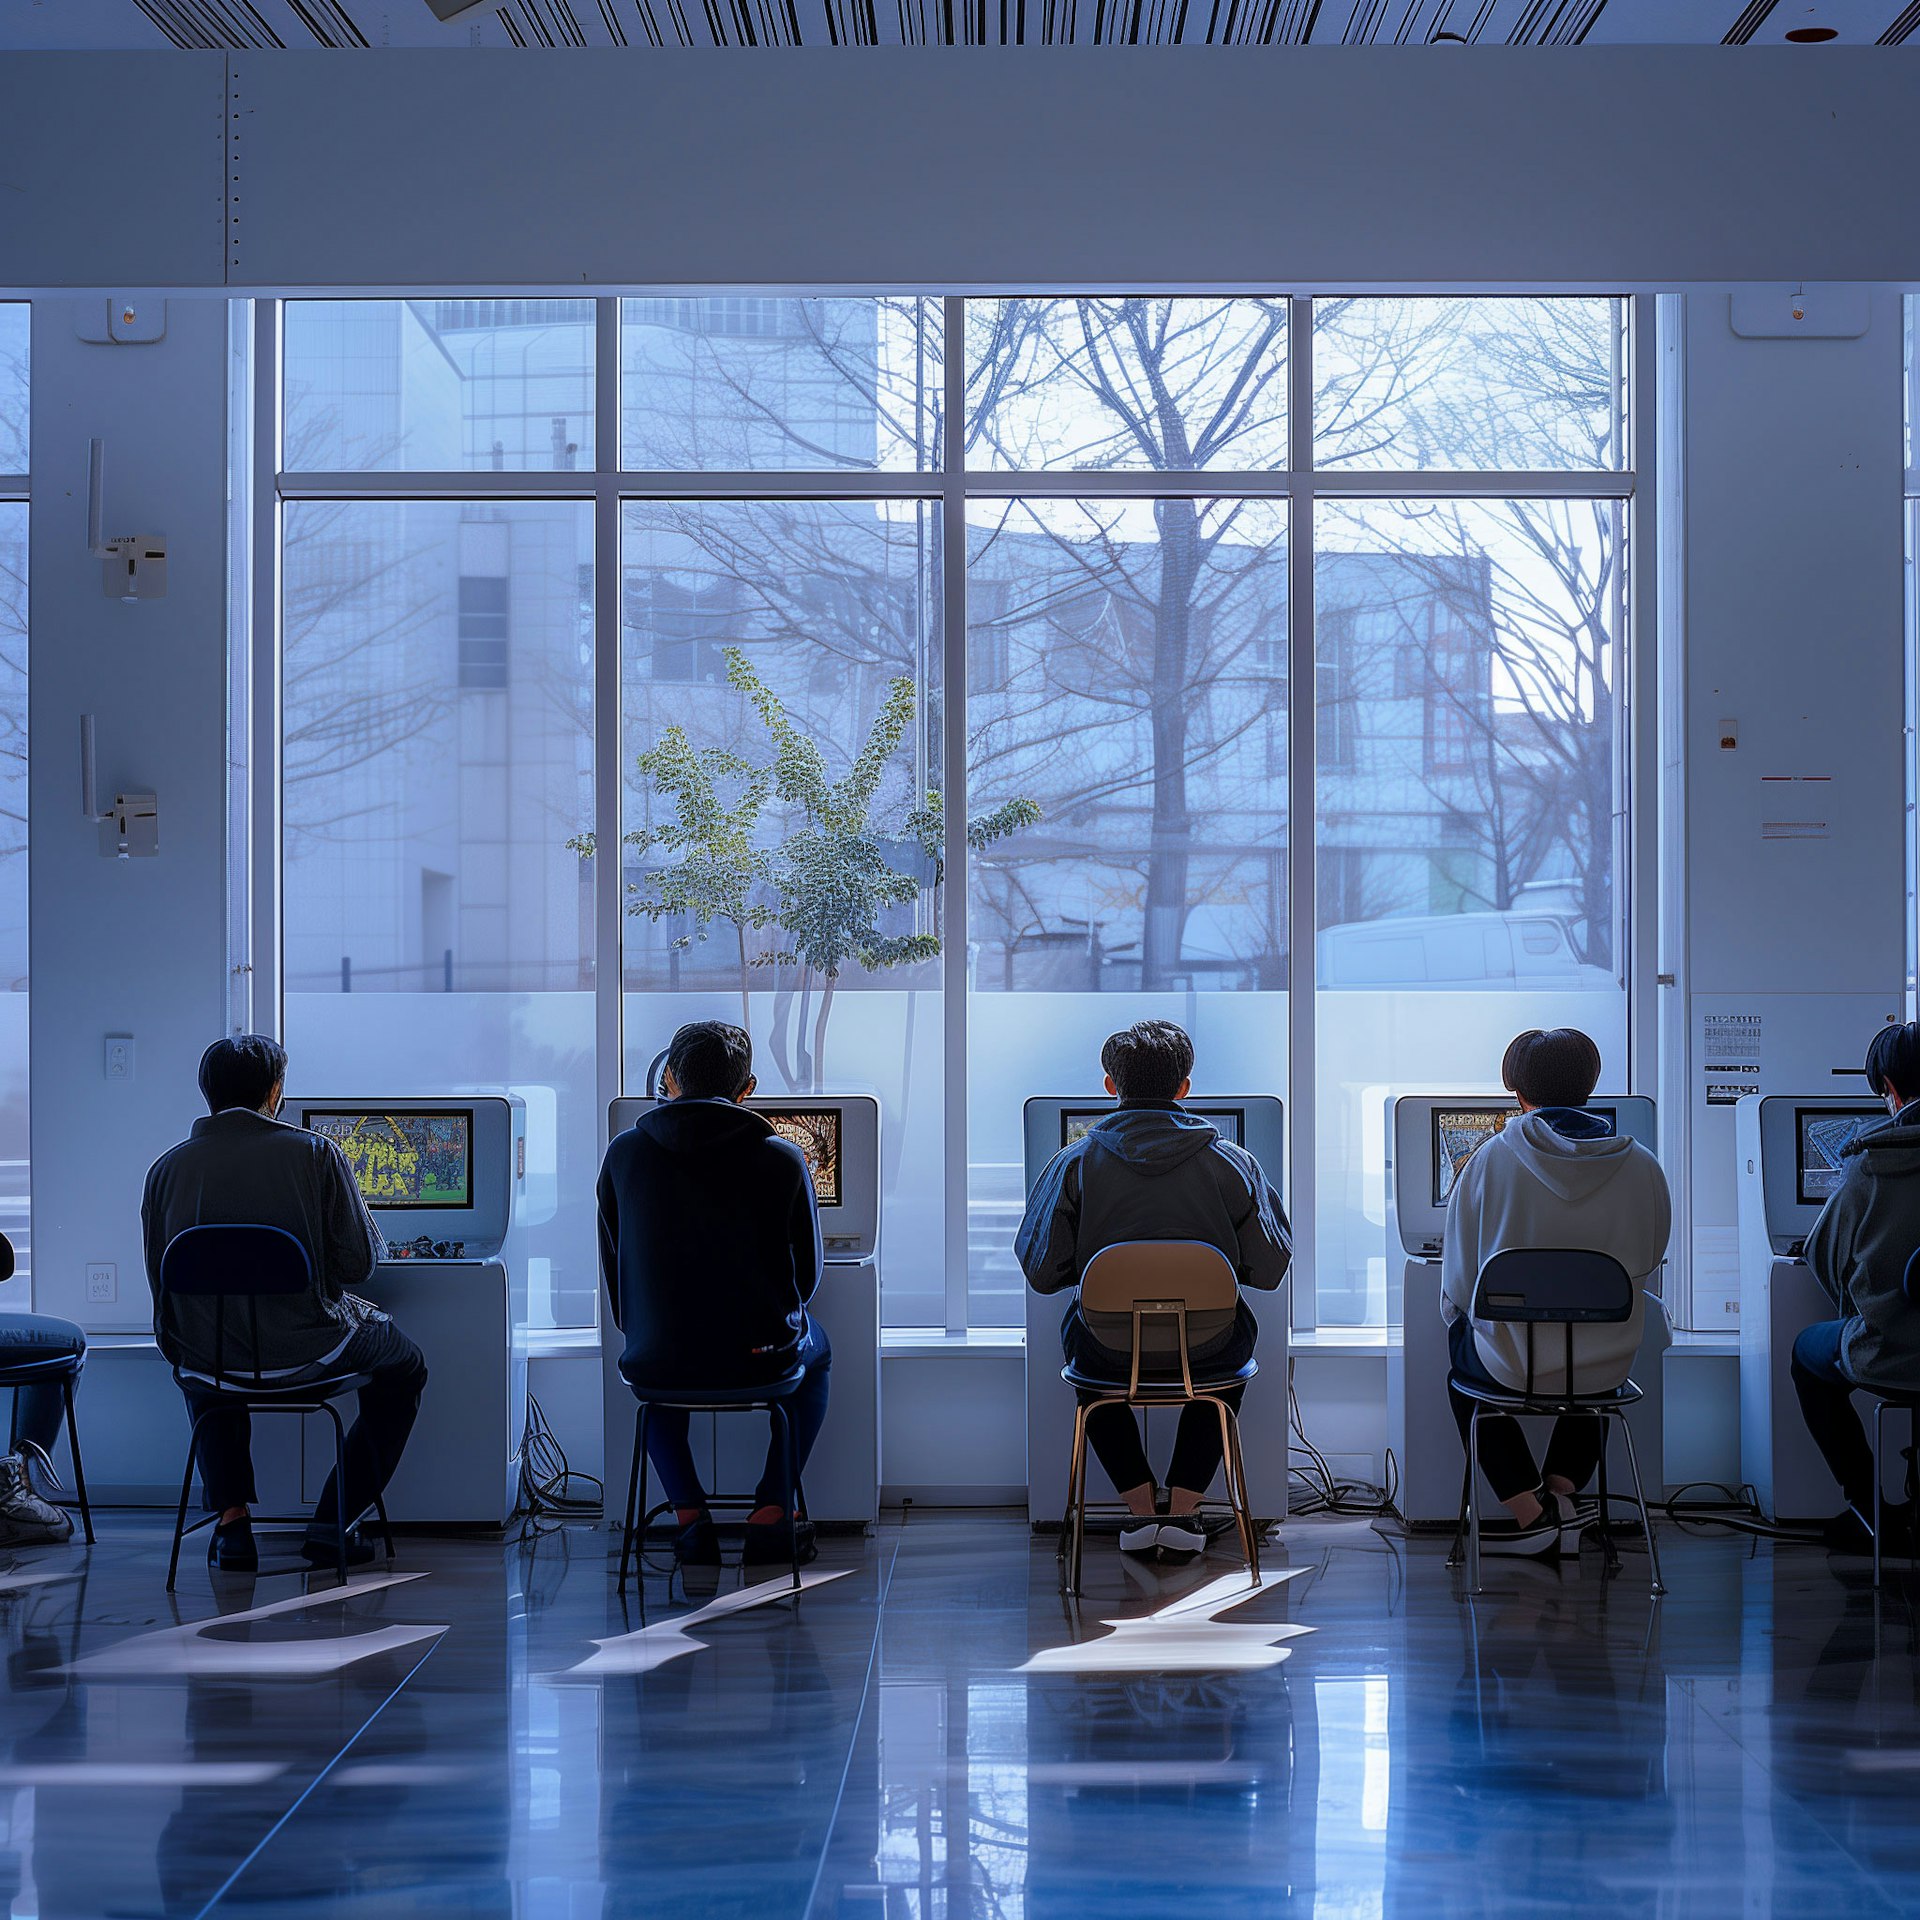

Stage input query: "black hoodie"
[{"left": 597, "top": 1098, "right": 824, "bottom": 1389}]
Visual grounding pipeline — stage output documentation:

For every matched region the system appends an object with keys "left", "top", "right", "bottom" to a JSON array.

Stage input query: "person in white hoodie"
[{"left": 1442, "top": 1028, "right": 1672, "bottom": 1558}]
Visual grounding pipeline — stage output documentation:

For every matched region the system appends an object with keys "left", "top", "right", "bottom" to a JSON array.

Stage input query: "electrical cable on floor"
[
  {"left": 515, "top": 1394, "right": 604, "bottom": 1541},
  {"left": 1285, "top": 1363, "right": 1396, "bottom": 1518}
]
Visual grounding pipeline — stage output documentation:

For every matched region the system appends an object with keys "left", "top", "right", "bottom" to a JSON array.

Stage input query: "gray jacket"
[
  {"left": 1804, "top": 1105, "right": 1920, "bottom": 1392},
  {"left": 1014, "top": 1103, "right": 1290, "bottom": 1353},
  {"left": 142, "top": 1109, "right": 384, "bottom": 1376}
]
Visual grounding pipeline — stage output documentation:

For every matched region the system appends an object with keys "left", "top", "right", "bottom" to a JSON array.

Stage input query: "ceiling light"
[{"left": 1783, "top": 24, "right": 1838, "bottom": 38}]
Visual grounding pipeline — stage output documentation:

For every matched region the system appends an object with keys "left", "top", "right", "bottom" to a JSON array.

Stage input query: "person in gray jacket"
[
  {"left": 142, "top": 1035, "right": 428, "bottom": 1573},
  {"left": 1797, "top": 1020, "right": 1920, "bottom": 1552},
  {"left": 1015, "top": 1020, "right": 1290, "bottom": 1559}
]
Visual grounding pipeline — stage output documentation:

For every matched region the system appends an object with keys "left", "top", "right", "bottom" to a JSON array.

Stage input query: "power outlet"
[
  {"left": 85, "top": 1263, "right": 116, "bottom": 1304},
  {"left": 104, "top": 1034, "right": 135, "bottom": 1082}
]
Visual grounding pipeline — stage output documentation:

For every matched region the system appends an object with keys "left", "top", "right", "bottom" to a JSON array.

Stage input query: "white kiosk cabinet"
[
  {"left": 601, "top": 1094, "right": 880, "bottom": 1529},
  {"left": 1020, "top": 1096, "right": 1289, "bottom": 1528},
  {"left": 283, "top": 1093, "right": 529, "bottom": 1528},
  {"left": 1736, "top": 1094, "right": 1896, "bottom": 1521},
  {"left": 1385, "top": 1094, "right": 1665, "bottom": 1529}
]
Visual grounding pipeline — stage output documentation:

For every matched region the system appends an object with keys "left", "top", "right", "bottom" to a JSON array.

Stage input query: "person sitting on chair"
[
  {"left": 142, "top": 1035, "right": 428, "bottom": 1573},
  {"left": 1442, "top": 1028, "right": 1671, "bottom": 1560},
  {"left": 597, "top": 1020, "right": 828, "bottom": 1581},
  {"left": 1796, "top": 1020, "right": 1920, "bottom": 1554},
  {"left": 1015, "top": 1019, "right": 1291, "bottom": 1562},
  {"left": 0, "top": 1274, "right": 86, "bottom": 1548}
]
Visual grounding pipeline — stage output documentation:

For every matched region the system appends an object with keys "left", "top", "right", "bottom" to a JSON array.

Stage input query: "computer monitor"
[
  {"left": 302, "top": 1107, "right": 475, "bottom": 1210},
  {"left": 757, "top": 1104, "right": 843, "bottom": 1210},
  {"left": 1058, "top": 1104, "right": 1246, "bottom": 1151},
  {"left": 1795, "top": 1105, "right": 1879, "bottom": 1207}
]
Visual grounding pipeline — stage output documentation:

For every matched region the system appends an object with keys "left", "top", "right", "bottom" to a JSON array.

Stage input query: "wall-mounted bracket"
[
  {"left": 87, "top": 439, "right": 167, "bottom": 602},
  {"left": 81, "top": 715, "right": 158, "bottom": 859}
]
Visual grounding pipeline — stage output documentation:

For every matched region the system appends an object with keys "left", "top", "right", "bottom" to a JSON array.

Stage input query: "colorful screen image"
[
  {"left": 760, "top": 1106, "right": 842, "bottom": 1209},
  {"left": 1432, "top": 1106, "right": 1513, "bottom": 1207},
  {"left": 1796, "top": 1107, "right": 1881, "bottom": 1208},
  {"left": 1060, "top": 1106, "right": 1244, "bottom": 1149},
  {"left": 303, "top": 1109, "right": 474, "bottom": 1210}
]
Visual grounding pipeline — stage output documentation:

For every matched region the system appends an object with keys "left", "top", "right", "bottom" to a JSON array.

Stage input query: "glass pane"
[
  {"left": 281, "top": 501, "right": 597, "bottom": 1328},
  {"left": 0, "top": 306, "right": 25, "bottom": 475},
  {"left": 1314, "top": 297, "right": 1626, "bottom": 472},
  {"left": 621, "top": 297, "right": 941, "bottom": 472},
  {"left": 284, "top": 300, "right": 596, "bottom": 473},
  {"left": 619, "top": 500, "right": 943, "bottom": 1326},
  {"left": 966, "top": 496, "right": 1288, "bottom": 1324},
  {"left": 966, "top": 298, "right": 1289, "bottom": 472},
  {"left": 1314, "top": 496, "right": 1626, "bottom": 1326},
  {"left": 0, "top": 505, "right": 25, "bottom": 1312}
]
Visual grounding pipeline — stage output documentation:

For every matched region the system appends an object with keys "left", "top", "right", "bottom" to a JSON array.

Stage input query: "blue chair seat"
[
  {"left": 172, "top": 1367, "right": 374, "bottom": 1402},
  {"left": 620, "top": 1366, "right": 808, "bottom": 1409},
  {"left": 0, "top": 1351, "right": 86, "bottom": 1387},
  {"left": 1061, "top": 1356, "right": 1258, "bottom": 1399},
  {"left": 1449, "top": 1374, "right": 1643, "bottom": 1415}
]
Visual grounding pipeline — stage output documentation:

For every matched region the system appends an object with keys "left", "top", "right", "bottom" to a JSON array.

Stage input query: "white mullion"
[
  {"left": 277, "top": 471, "right": 599, "bottom": 501},
  {"left": 1627, "top": 297, "right": 1658, "bottom": 1103},
  {"left": 616, "top": 470, "right": 940, "bottom": 501},
  {"left": 594, "top": 299, "right": 624, "bottom": 1146},
  {"left": 958, "top": 468, "right": 1633, "bottom": 500},
  {"left": 1287, "top": 297, "right": 1318, "bottom": 1334},
  {"left": 942, "top": 295, "right": 970, "bottom": 1337},
  {"left": 252, "top": 300, "right": 283, "bottom": 1041}
]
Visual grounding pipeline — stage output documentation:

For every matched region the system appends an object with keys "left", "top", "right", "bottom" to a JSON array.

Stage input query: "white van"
[{"left": 1316, "top": 911, "right": 1613, "bottom": 990}]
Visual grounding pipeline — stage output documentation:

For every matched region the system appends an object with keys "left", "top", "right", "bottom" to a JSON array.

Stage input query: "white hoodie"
[{"left": 1441, "top": 1110, "right": 1673, "bottom": 1395}]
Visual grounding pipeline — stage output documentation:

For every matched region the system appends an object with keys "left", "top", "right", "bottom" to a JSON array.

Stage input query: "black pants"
[
  {"left": 1448, "top": 1315, "right": 1606, "bottom": 1507},
  {"left": 636, "top": 1322, "right": 833, "bottom": 1514},
  {"left": 1791, "top": 1319, "right": 1880, "bottom": 1507},
  {"left": 1064, "top": 1302, "right": 1253, "bottom": 1497},
  {"left": 181, "top": 1316, "right": 428, "bottom": 1531}
]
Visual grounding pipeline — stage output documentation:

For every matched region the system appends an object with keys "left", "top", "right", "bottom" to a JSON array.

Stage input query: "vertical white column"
[
  {"left": 941, "top": 296, "right": 969, "bottom": 1335},
  {"left": 1285, "top": 296, "right": 1317, "bottom": 1330}
]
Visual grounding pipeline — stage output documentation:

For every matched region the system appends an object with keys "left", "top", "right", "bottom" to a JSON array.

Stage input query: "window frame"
[{"left": 266, "top": 293, "right": 1647, "bottom": 1338}]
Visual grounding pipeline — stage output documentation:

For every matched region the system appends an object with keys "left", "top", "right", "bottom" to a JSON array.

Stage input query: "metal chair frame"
[
  {"left": 1864, "top": 1249, "right": 1920, "bottom": 1590},
  {"left": 617, "top": 1372, "right": 807, "bottom": 1597},
  {"left": 159, "top": 1225, "right": 394, "bottom": 1592},
  {"left": 1447, "top": 1247, "right": 1665, "bottom": 1598},
  {"left": 0, "top": 1354, "right": 94, "bottom": 1546},
  {"left": 1058, "top": 1241, "right": 1261, "bottom": 1598}
]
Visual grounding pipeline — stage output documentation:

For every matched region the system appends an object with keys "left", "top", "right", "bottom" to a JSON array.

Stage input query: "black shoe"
[
  {"left": 743, "top": 1517, "right": 817, "bottom": 1569},
  {"left": 209, "top": 1517, "right": 258, "bottom": 1573},
  {"left": 301, "top": 1525, "right": 377, "bottom": 1569}
]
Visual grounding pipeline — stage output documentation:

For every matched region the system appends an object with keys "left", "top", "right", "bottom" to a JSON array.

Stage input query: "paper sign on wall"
[
  {"left": 1760, "top": 775, "right": 1834, "bottom": 841},
  {"left": 1704, "top": 1011, "right": 1762, "bottom": 1106}
]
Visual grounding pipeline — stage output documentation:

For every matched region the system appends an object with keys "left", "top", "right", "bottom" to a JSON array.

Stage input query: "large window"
[
  {"left": 0, "top": 305, "right": 24, "bottom": 1312},
  {"left": 278, "top": 294, "right": 1635, "bottom": 1333}
]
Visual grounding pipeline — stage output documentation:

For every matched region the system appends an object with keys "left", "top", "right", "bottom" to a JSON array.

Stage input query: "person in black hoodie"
[
  {"left": 1015, "top": 1020, "right": 1291, "bottom": 1560},
  {"left": 597, "top": 1021, "right": 827, "bottom": 1575}
]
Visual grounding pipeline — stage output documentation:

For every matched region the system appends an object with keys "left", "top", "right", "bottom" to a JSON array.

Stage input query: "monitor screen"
[
  {"left": 302, "top": 1108, "right": 474, "bottom": 1210},
  {"left": 1430, "top": 1103, "right": 1622, "bottom": 1207},
  {"left": 1796, "top": 1107, "right": 1881, "bottom": 1208},
  {"left": 758, "top": 1105, "right": 842, "bottom": 1210},
  {"left": 1060, "top": 1106, "right": 1245, "bottom": 1149}
]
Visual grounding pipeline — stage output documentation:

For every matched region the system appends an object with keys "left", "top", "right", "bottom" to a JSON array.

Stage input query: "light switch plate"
[{"left": 85, "top": 1264, "right": 116, "bottom": 1304}]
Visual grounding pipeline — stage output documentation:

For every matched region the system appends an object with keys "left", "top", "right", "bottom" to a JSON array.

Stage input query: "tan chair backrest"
[{"left": 1079, "top": 1240, "right": 1240, "bottom": 1316}]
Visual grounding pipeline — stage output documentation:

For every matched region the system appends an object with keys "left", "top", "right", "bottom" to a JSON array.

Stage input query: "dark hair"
[
  {"left": 666, "top": 1020, "right": 754, "bottom": 1101},
  {"left": 1101, "top": 1019, "right": 1195, "bottom": 1103},
  {"left": 199, "top": 1033, "right": 289, "bottom": 1115},
  {"left": 1866, "top": 1021, "right": 1920, "bottom": 1107},
  {"left": 1500, "top": 1028, "right": 1603, "bottom": 1110}
]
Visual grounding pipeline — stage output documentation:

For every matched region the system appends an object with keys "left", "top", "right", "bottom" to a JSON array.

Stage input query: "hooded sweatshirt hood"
[
  {"left": 1845, "top": 1114, "right": 1920, "bottom": 1179},
  {"left": 1082, "top": 1104, "right": 1223, "bottom": 1177},
  {"left": 635, "top": 1096, "right": 774, "bottom": 1156},
  {"left": 1494, "top": 1109, "right": 1639, "bottom": 1207}
]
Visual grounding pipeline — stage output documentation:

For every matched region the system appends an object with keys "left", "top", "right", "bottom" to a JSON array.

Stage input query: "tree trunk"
[
  {"left": 1141, "top": 498, "right": 1200, "bottom": 989},
  {"left": 736, "top": 924, "right": 753, "bottom": 1042},
  {"left": 793, "top": 970, "right": 815, "bottom": 1091},
  {"left": 812, "top": 975, "right": 836, "bottom": 1093}
]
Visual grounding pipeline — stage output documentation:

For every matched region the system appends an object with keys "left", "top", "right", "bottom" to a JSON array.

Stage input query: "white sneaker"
[
  {"left": 1477, "top": 1516, "right": 1560, "bottom": 1559},
  {"left": 1155, "top": 1517, "right": 1208, "bottom": 1558},
  {"left": 1542, "top": 1489, "right": 1596, "bottom": 1554},
  {"left": 1119, "top": 1519, "right": 1161, "bottom": 1557},
  {"left": 0, "top": 1453, "right": 72, "bottom": 1546}
]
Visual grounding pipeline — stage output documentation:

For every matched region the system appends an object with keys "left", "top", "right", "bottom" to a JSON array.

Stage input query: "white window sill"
[
  {"left": 527, "top": 1326, "right": 602, "bottom": 1359},
  {"left": 881, "top": 1327, "right": 1026, "bottom": 1358}
]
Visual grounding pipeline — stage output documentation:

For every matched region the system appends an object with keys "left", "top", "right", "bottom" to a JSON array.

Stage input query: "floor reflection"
[{"left": 0, "top": 1514, "right": 1914, "bottom": 1915}]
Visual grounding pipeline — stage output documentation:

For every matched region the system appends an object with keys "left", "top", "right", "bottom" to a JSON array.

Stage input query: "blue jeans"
[
  {"left": 1791, "top": 1319, "right": 1878, "bottom": 1508},
  {"left": 638, "top": 1322, "right": 832, "bottom": 1516},
  {"left": 0, "top": 1313, "right": 84, "bottom": 1457}
]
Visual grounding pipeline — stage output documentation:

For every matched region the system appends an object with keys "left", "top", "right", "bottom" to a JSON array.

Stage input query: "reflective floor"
[{"left": 2, "top": 1511, "right": 1919, "bottom": 1916}]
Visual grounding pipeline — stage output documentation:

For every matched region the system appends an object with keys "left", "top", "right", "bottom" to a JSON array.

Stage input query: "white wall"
[
  {"left": 28, "top": 298, "right": 232, "bottom": 1334},
  {"left": 3, "top": 52, "right": 1920, "bottom": 291}
]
